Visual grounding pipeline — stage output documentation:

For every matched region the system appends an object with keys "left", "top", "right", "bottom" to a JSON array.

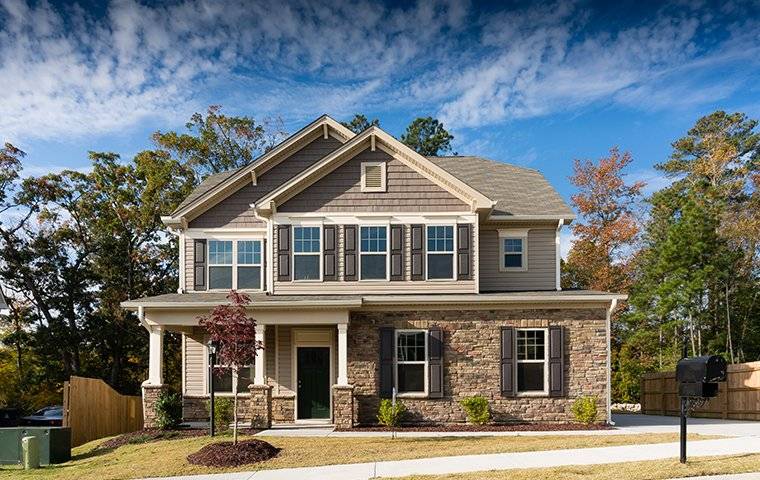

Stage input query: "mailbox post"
[{"left": 675, "top": 354, "right": 727, "bottom": 463}]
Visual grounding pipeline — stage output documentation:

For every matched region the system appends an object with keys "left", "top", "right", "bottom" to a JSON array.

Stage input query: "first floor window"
[
  {"left": 396, "top": 330, "right": 427, "bottom": 393},
  {"left": 360, "top": 226, "right": 388, "bottom": 280},
  {"left": 516, "top": 329, "right": 547, "bottom": 393},
  {"left": 427, "top": 225, "right": 455, "bottom": 279},
  {"left": 237, "top": 240, "right": 262, "bottom": 289},
  {"left": 294, "top": 226, "right": 321, "bottom": 280},
  {"left": 208, "top": 240, "right": 233, "bottom": 289},
  {"left": 211, "top": 365, "right": 253, "bottom": 394}
]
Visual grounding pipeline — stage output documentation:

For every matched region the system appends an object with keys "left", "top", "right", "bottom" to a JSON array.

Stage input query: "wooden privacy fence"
[
  {"left": 641, "top": 361, "right": 760, "bottom": 420},
  {"left": 63, "top": 376, "right": 143, "bottom": 447}
]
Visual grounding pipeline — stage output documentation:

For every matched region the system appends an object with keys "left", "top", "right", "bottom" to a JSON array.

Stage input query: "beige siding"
[
  {"left": 277, "top": 326, "right": 293, "bottom": 394},
  {"left": 184, "top": 329, "right": 206, "bottom": 396},
  {"left": 184, "top": 238, "right": 194, "bottom": 292},
  {"left": 265, "top": 325, "right": 276, "bottom": 385},
  {"left": 479, "top": 225, "right": 556, "bottom": 291},
  {"left": 278, "top": 148, "right": 469, "bottom": 212},
  {"left": 189, "top": 136, "right": 343, "bottom": 228}
]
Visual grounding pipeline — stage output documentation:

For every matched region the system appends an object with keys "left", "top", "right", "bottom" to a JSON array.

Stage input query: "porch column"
[
  {"left": 337, "top": 323, "right": 349, "bottom": 386},
  {"left": 254, "top": 324, "right": 266, "bottom": 385},
  {"left": 147, "top": 326, "right": 164, "bottom": 386}
]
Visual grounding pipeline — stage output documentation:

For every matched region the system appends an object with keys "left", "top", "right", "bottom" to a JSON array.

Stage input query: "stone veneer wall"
[
  {"left": 142, "top": 385, "right": 167, "bottom": 429},
  {"left": 348, "top": 308, "right": 608, "bottom": 425},
  {"left": 182, "top": 395, "right": 252, "bottom": 424},
  {"left": 272, "top": 395, "right": 295, "bottom": 423}
]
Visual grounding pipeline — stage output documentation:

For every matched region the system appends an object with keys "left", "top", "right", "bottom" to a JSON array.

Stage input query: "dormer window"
[{"left": 361, "top": 161, "right": 386, "bottom": 192}]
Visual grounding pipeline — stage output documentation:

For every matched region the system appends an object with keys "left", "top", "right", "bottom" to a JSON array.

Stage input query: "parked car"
[
  {"left": 0, "top": 408, "right": 20, "bottom": 427},
  {"left": 20, "top": 406, "right": 63, "bottom": 426}
]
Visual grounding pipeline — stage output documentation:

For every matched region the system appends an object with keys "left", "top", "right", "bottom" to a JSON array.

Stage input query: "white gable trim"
[
  {"left": 168, "top": 115, "right": 355, "bottom": 222},
  {"left": 254, "top": 126, "right": 495, "bottom": 216}
]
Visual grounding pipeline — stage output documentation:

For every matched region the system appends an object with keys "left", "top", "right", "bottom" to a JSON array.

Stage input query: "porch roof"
[{"left": 121, "top": 292, "right": 363, "bottom": 310}]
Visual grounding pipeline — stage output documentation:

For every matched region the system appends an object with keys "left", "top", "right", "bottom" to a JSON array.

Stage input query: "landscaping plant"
[
  {"left": 206, "top": 397, "right": 234, "bottom": 433},
  {"left": 571, "top": 396, "right": 599, "bottom": 424},
  {"left": 377, "top": 399, "right": 406, "bottom": 428},
  {"left": 459, "top": 395, "right": 491, "bottom": 425},
  {"left": 154, "top": 391, "right": 183, "bottom": 430},
  {"left": 198, "top": 291, "right": 262, "bottom": 445}
]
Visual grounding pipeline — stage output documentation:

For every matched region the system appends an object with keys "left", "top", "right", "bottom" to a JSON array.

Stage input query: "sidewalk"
[{"left": 144, "top": 435, "right": 760, "bottom": 480}]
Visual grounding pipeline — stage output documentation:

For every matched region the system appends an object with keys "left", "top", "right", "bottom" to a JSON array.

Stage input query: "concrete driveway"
[{"left": 612, "top": 413, "right": 760, "bottom": 437}]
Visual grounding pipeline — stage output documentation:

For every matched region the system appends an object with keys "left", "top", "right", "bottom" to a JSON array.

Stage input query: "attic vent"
[{"left": 361, "top": 162, "right": 386, "bottom": 192}]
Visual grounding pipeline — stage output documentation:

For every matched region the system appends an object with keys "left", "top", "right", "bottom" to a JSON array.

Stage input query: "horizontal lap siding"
[
  {"left": 189, "top": 136, "right": 343, "bottom": 228},
  {"left": 278, "top": 149, "right": 468, "bottom": 212},
  {"left": 184, "top": 238, "right": 194, "bottom": 291},
  {"left": 479, "top": 226, "right": 556, "bottom": 291},
  {"left": 277, "top": 326, "right": 293, "bottom": 394},
  {"left": 184, "top": 329, "right": 206, "bottom": 396}
]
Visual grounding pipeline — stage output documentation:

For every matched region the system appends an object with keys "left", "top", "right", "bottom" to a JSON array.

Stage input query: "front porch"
[{"left": 139, "top": 305, "right": 356, "bottom": 430}]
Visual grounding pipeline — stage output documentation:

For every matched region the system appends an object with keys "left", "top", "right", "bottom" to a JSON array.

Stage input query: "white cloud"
[
  {"left": 560, "top": 228, "right": 576, "bottom": 260},
  {"left": 628, "top": 169, "right": 676, "bottom": 196}
]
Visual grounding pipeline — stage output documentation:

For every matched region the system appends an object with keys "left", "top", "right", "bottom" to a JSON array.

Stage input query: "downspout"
[
  {"left": 138, "top": 305, "right": 150, "bottom": 332},
  {"left": 606, "top": 298, "right": 618, "bottom": 425},
  {"left": 555, "top": 219, "right": 563, "bottom": 291},
  {"left": 178, "top": 230, "right": 185, "bottom": 294}
]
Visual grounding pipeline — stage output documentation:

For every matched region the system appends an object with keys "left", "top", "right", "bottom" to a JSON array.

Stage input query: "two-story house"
[{"left": 122, "top": 115, "right": 624, "bottom": 429}]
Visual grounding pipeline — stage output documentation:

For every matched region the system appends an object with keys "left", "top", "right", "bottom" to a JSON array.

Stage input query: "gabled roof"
[
  {"left": 428, "top": 156, "right": 575, "bottom": 219},
  {"left": 254, "top": 126, "right": 495, "bottom": 215},
  {"left": 166, "top": 115, "right": 355, "bottom": 223}
]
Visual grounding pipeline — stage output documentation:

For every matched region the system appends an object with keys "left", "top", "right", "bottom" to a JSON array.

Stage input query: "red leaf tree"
[{"left": 198, "top": 291, "right": 261, "bottom": 444}]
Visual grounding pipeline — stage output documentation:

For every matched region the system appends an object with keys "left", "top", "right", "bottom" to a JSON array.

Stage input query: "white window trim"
[
  {"left": 515, "top": 328, "right": 549, "bottom": 397},
  {"left": 359, "top": 224, "right": 390, "bottom": 281},
  {"left": 207, "top": 239, "right": 265, "bottom": 291},
  {"left": 360, "top": 161, "right": 386, "bottom": 192},
  {"left": 292, "top": 225, "right": 323, "bottom": 282},
  {"left": 206, "top": 356, "right": 254, "bottom": 398},
  {"left": 394, "top": 329, "right": 428, "bottom": 397},
  {"left": 425, "top": 224, "right": 457, "bottom": 281},
  {"left": 498, "top": 228, "right": 529, "bottom": 272}
]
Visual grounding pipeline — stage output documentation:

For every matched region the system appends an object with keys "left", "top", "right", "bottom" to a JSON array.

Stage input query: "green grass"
[{"left": 0, "top": 432, "right": 718, "bottom": 480}]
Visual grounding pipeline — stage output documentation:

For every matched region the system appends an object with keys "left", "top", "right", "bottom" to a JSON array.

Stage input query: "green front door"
[{"left": 297, "top": 347, "right": 331, "bottom": 419}]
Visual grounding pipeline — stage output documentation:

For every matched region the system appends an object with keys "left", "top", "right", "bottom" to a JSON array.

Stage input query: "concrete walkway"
[
  {"left": 145, "top": 435, "right": 760, "bottom": 480},
  {"left": 668, "top": 475, "right": 760, "bottom": 480}
]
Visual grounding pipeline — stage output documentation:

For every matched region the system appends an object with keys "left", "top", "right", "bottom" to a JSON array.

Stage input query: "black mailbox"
[{"left": 676, "top": 355, "right": 727, "bottom": 383}]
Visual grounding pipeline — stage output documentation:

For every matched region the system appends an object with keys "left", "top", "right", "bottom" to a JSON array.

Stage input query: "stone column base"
[
  {"left": 142, "top": 384, "right": 168, "bottom": 429},
  {"left": 249, "top": 384, "right": 273, "bottom": 429},
  {"left": 332, "top": 385, "right": 355, "bottom": 429}
]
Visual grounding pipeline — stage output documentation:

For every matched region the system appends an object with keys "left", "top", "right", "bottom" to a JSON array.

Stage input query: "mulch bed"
[
  {"left": 187, "top": 439, "right": 280, "bottom": 467},
  {"left": 97, "top": 427, "right": 260, "bottom": 450},
  {"left": 337, "top": 423, "right": 612, "bottom": 432}
]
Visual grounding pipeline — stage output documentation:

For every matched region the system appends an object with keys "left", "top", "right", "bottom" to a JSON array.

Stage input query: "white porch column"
[
  {"left": 254, "top": 324, "right": 266, "bottom": 385},
  {"left": 147, "top": 326, "right": 164, "bottom": 385},
  {"left": 337, "top": 323, "right": 349, "bottom": 386}
]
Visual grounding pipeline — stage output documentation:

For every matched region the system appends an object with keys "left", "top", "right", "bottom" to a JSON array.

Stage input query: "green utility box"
[{"left": 0, "top": 427, "right": 71, "bottom": 465}]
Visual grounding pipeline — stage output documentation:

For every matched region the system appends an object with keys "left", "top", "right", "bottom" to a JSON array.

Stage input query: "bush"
[
  {"left": 571, "top": 396, "right": 598, "bottom": 424},
  {"left": 206, "top": 397, "right": 233, "bottom": 433},
  {"left": 377, "top": 399, "right": 406, "bottom": 428},
  {"left": 459, "top": 395, "right": 491, "bottom": 425},
  {"left": 154, "top": 391, "right": 183, "bottom": 430}
]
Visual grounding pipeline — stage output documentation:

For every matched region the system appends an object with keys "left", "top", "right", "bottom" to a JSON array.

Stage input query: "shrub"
[
  {"left": 206, "top": 397, "right": 234, "bottom": 433},
  {"left": 571, "top": 396, "right": 598, "bottom": 424},
  {"left": 154, "top": 391, "right": 183, "bottom": 430},
  {"left": 377, "top": 399, "right": 406, "bottom": 428},
  {"left": 459, "top": 395, "right": 491, "bottom": 425}
]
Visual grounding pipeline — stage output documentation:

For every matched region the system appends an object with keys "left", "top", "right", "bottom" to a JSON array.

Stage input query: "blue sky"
[{"left": 2, "top": 0, "right": 760, "bottom": 254}]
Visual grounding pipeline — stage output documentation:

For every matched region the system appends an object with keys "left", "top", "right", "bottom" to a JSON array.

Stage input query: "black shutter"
[
  {"left": 549, "top": 326, "right": 565, "bottom": 397},
  {"left": 277, "top": 225, "right": 291, "bottom": 281},
  {"left": 344, "top": 225, "right": 357, "bottom": 281},
  {"left": 428, "top": 327, "right": 444, "bottom": 398},
  {"left": 193, "top": 239, "right": 207, "bottom": 291},
  {"left": 500, "top": 327, "right": 515, "bottom": 397},
  {"left": 390, "top": 225, "right": 404, "bottom": 281},
  {"left": 379, "top": 327, "right": 394, "bottom": 398},
  {"left": 410, "top": 224, "right": 425, "bottom": 281},
  {"left": 457, "top": 224, "right": 472, "bottom": 280},
  {"left": 323, "top": 225, "right": 337, "bottom": 281}
]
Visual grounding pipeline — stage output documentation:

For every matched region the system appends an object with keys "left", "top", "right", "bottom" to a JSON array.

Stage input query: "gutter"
[
  {"left": 121, "top": 298, "right": 364, "bottom": 310},
  {"left": 362, "top": 293, "right": 628, "bottom": 306},
  {"left": 488, "top": 214, "right": 577, "bottom": 222}
]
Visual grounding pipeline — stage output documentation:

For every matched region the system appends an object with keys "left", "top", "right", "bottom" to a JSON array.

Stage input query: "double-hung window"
[
  {"left": 208, "top": 240, "right": 234, "bottom": 290},
  {"left": 427, "top": 225, "right": 455, "bottom": 280},
  {"left": 516, "top": 329, "right": 548, "bottom": 394},
  {"left": 395, "top": 330, "right": 427, "bottom": 394},
  {"left": 499, "top": 229, "right": 528, "bottom": 271},
  {"left": 360, "top": 226, "right": 388, "bottom": 280},
  {"left": 211, "top": 364, "right": 253, "bottom": 394},
  {"left": 503, "top": 238, "right": 524, "bottom": 269},
  {"left": 237, "top": 240, "right": 262, "bottom": 289},
  {"left": 293, "top": 226, "right": 321, "bottom": 280}
]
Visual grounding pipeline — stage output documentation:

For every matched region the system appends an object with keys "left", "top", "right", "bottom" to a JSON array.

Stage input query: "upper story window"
[
  {"left": 516, "top": 329, "right": 548, "bottom": 394},
  {"left": 395, "top": 330, "right": 427, "bottom": 394},
  {"left": 360, "top": 226, "right": 388, "bottom": 280},
  {"left": 499, "top": 229, "right": 528, "bottom": 272},
  {"left": 361, "top": 162, "right": 386, "bottom": 192},
  {"left": 427, "top": 225, "right": 455, "bottom": 280},
  {"left": 293, "top": 226, "right": 321, "bottom": 280},
  {"left": 208, "top": 239, "right": 263, "bottom": 290}
]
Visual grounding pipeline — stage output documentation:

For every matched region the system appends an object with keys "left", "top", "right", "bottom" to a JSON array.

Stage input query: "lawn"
[
  {"left": 0, "top": 432, "right": 716, "bottom": 480},
  {"left": 401, "top": 453, "right": 760, "bottom": 480}
]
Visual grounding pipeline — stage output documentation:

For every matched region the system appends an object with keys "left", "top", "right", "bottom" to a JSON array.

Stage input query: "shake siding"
[
  {"left": 188, "top": 136, "right": 343, "bottom": 228},
  {"left": 278, "top": 149, "right": 469, "bottom": 212},
  {"left": 479, "top": 226, "right": 556, "bottom": 291},
  {"left": 184, "top": 329, "right": 206, "bottom": 396}
]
